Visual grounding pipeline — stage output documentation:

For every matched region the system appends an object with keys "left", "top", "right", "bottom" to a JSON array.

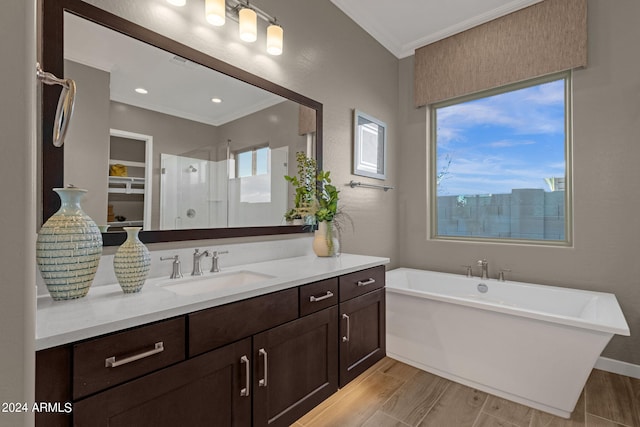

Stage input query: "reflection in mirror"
[
  {"left": 42, "top": 0, "right": 322, "bottom": 245},
  {"left": 62, "top": 12, "right": 313, "bottom": 234}
]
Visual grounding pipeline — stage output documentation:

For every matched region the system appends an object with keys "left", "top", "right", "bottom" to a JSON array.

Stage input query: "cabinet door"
[
  {"left": 253, "top": 306, "right": 338, "bottom": 427},
  {"left": 339, "top": 288, "right": 386, "bottom": 387},
  {"left": 73, "top": 338, "right": 251, "bottom": 427}
]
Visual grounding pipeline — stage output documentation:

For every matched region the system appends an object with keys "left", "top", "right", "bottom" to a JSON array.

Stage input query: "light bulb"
[
  {"left": 206, "top": 0, "right": 225, "bottom": 26},
  {"left": 266, "top": 23, "right": 283, "bottom": 55},
  {"left": 239, "top": 8, "right": 257, "bottom": 42}
]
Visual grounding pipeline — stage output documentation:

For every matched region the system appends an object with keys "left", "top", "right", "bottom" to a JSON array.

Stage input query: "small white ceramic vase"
[
  {"left": 113, "top": 227, "right": 151, "bottom": 293},
  {"left": 312, "top": 221, "right": 340, "bottom": 257},
  {"left": 36, "top": 187, "right": 103, "bottom": 300}
]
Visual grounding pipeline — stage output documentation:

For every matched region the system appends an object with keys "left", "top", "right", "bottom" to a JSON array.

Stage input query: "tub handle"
[
  {"left": 310, "top": 291, "right": 334, "bottom": 302},
  {"left": 342, "top": 313, "right": 350, "bottom": 342},
  {"left": 105, "top": 342, "right": 164, "bottom": 368},
  {"left": 357, "top": 278, "right": 376, "bottom": 287},
  {"left": 240, "top": 355, "right": 250, "bottom": 396}
]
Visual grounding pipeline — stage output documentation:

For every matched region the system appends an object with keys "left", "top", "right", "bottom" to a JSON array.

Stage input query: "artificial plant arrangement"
[
  {"left": 284, "top": 152, "right": 318, "bottom": 224},
  {"left": 285, "top": 152, "right": 352, "bottom": 256}
]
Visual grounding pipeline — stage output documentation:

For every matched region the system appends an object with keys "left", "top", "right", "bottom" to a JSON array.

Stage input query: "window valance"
[{"left": 414, "top": 0, "right": 587, "bottom": 107}]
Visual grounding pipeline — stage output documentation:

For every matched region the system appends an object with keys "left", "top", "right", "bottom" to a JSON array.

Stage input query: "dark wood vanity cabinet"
[
  {"left": 338, "top": 266, "right": 386, "bottom": 387},
  {"left": 35, "top": 266, "right": 385, "bottom": 427},
  {"left": 74, "top": 338, "right": 252, "bottom": 427},
  {"left": 253, "top": 306, "right": 338, "bottom": 427}
]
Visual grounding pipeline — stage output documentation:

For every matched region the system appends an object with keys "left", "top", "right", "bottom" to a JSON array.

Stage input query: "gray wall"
[
  {"left": 84, "top": 0, "right": 400, "bottom": 263},
  {"left": 397, "top": 0, "right": 640, "bottom": 365},
  {"left": 64, "top": 60, "right": 110, "bottom": 224},
  {"left": 0, "top": 1, "right": 36, "bottom": 426}
]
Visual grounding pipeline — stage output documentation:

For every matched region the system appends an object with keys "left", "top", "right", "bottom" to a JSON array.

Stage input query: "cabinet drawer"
[
  {"left": 299, "top": 278, "right": 338, "bottom": 316},
  {"left": 73, "top": 317, "right": 186, "bottom": 399},
  {"left": 189, "top": 288, "right": 298, "bottom": 357},
  {"left": 339, "top": 265, "right": 385, "bottom": 302}
]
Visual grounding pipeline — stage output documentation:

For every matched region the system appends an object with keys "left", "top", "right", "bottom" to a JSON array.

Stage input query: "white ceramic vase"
[
  {"left": 312, "top": 221, "right": 340, "bottom": 257},
  {"left": 113, "top": 227, "right": 151, "bottom": 293},
  {"left": 36, "top": 187, "right": 103, "bottom": 300}
]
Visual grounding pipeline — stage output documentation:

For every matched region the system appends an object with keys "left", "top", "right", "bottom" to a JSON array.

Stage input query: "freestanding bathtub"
[{"left": 385, "top": 268, "right": 630, "bottom": 418}]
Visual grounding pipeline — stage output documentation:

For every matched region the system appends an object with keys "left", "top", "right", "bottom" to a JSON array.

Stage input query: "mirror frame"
[{"left": 41, "top": 0, "right": 323, "bottom": 246}]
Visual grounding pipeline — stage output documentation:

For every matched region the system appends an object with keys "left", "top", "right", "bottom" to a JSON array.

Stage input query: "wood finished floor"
[{"left": 293, "top": 357, "right": 640, "bottom": 427}]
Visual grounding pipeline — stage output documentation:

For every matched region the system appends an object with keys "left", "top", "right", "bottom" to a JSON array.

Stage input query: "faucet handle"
[
  {"left": 160, "top": 255, "right": 183, "bottom": 279},
  {"left": 498, "top": 268, "right": 512, "bottom": 282},
  {"left": 461, "top": 265, "right": 473, "bottom": 278},
  {"left": 210, "top": 250, "right": 229, "bottom": 272}
]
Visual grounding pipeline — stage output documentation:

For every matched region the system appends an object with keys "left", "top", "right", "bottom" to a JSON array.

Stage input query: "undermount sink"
[{"left": 157, "top": 271, "right": 274, "bottom": 296}]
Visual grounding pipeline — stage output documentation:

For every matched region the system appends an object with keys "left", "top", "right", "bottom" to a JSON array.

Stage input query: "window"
[
  {"left": 232, "top": 145, "right": 272, "bottom": 204},
  {"left": 430, "top": 72, "right": 572, "bottom": 244},
  {"left": 235, "top": 145, "right": 269, "bottom": 178}
]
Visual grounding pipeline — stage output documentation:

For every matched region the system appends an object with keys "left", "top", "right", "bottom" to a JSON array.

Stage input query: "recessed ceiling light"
[
  {"left": 167, "top": 0, "right": 186, "bottom": 6},
  {"left": 211, "top": 97, "right": 222, "bottom": 103},
  {"left": 135, "top": 88, "right": 148, "bottom": 94}
]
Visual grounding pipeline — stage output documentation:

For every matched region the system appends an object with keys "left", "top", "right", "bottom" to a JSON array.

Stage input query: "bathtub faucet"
[{"left": 477, "top": 259, "right": 489, "bottom": 280}]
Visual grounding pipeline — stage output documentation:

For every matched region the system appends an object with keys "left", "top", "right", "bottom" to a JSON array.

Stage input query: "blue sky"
[{"left": 436, "top": 78, "right": 566, "bottom": 196}]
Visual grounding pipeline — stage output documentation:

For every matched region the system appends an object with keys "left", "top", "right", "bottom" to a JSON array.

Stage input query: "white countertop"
[{"left": 36, "top": 253, "right": 389, "bottom": 350}]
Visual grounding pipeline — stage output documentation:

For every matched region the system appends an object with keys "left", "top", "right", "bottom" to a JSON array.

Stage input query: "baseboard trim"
[{"left": 595, "top": 357, "right": 640, "bottom": 379}]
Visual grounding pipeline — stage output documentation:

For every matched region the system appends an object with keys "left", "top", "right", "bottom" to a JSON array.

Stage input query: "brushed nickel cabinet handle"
[
  {"left": 258, "top": 348, "right": 268, "bottom": 387},
  {"left": 357, "top": 278, "right": 376, "bottom": 287},
  {"left": 309, "top": 291, "right": 334, "bottom": 302},
  {"left": 240, "top": 355, "right": 250, "bottom": 397},
  {"left": 342, "top": 314, "right": 350, "bottom": 343},
  {"left": 105, "top": 342, "right": 164, "bottom": 368}
]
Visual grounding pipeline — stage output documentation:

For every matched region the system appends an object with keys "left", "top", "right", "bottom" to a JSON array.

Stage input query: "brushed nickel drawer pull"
[
  {"left": 240, "top": 355, "right": 250, "bottom": 397},
  {"left": 258, "top": 348, "right": 268, "bottom": 387},
  {"left": 309, "top": 291, "right": 334, "bottom": 302},
  {"left": 357, "top": 278, "right": 376, "bottom": 287},
  {"left": 342, "top": 314, "right": 350, "bottom": 342},
  {"left": 105, "top": 342, "right": 164, "bottom": 368}
]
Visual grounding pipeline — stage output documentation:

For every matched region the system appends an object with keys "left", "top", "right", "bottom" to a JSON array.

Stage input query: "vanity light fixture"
[
  {"left": 266, "top": 21, "right": 283, "bottom": 55},
  {"left": 205, "top": 0, "right": 284, "bottom": 55},
  {"left": 135, "top": 88, "right": 148, "bottom": 94},
  {"left": 238, "top": 6, "right": 257, "bottom": 42},
  {"left": 205, "top": 0, "right": 225, "bottom": 26},
  {"left": 167, "top": 0, "right": 187, "bottom": 6}
]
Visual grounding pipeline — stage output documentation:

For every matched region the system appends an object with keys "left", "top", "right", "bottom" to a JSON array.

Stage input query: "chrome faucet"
[
  {"left": 192, "top": 249, "right": 211, "bottom": 276},
  {"left": 160, "top": 255, "right": 183, "bottom": 279},
  {"left": 210, "top": 250, "right": 229, "bottom": 273},
  {"left": 477, "top": 259, "right": 489, "bottom": 280}
]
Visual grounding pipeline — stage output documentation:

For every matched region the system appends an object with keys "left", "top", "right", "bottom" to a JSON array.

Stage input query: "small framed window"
[
  {"left": 234, "top": 145, "right": 269, "bottom": 178},
  {"left": 430, "top": 72, "right": 572, "bottom": 245}
]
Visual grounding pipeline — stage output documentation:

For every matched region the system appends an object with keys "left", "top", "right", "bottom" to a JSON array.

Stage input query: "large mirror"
[{"left": 41, "top": 0, "right": 322, "bottom": 246}]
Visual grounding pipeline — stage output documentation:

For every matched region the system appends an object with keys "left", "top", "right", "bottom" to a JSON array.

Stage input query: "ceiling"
[
  {"left": 329, "top": 0, "right": 543, "bottom": 58},
  {"left": 64, "top": 13, "right": 285, "bottom": 127},
  {"left": 63, "top": 1, "right": 544, "bottom": 123}
]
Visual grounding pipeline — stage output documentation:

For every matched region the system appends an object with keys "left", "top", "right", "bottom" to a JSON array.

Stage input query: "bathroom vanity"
[{"left": 35, "top": 255, "right": 387, "bottom": 427}]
